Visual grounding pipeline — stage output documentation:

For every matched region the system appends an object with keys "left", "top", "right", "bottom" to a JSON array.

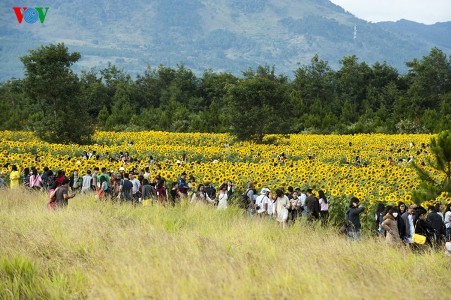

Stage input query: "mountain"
[
  {"left": 378, "top": 19, "right": 451, "bottom": 50},
  {"left": 0, "top": 0, "right": 450, "bottom": 82}
]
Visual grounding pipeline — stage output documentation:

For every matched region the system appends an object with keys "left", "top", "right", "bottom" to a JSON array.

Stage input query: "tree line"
[{"left": 0, "top": 43, "right": 449, "bottom": 144}]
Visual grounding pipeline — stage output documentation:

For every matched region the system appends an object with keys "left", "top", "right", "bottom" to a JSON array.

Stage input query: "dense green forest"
[{"left": 0, "top": 44, "right": 449, "bottom": 143}]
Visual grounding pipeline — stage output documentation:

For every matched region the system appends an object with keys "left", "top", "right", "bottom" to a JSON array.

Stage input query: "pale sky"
[{"left": 330, "top": 0, "right": 451, "bottom": 24}]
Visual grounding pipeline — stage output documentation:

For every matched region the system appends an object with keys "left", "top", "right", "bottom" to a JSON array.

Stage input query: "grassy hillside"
[{"left": 0, "top": 189, "right": 449, "bottom": 299}]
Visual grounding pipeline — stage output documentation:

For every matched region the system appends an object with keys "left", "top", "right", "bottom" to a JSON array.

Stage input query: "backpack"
[
  {"left": 41, "top": 172, "right": 48, "bottom": 187},
  {"left": 47, "top": 175, "right": 55, "bottom": 188},
  {"left": 47, "top": 188, "right": 58, "bottom": 210},
  {"left": 205, "top": 186, "right": 216, "bottom": 199},
  {"left": 345, "top": 209, "right": 351, "bottom": 224},
  {"left": 340, "top": 209, "right": 353, "bottom": 234}
]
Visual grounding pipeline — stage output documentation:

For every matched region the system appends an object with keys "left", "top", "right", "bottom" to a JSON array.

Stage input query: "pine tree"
[{"left": 411, "top": 130, "right": 451, "bottom": 204}]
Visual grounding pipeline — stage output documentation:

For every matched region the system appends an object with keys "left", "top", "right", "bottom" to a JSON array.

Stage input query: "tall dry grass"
[{"left": 0, "top": 189, "right": 449, "bottom": 299}]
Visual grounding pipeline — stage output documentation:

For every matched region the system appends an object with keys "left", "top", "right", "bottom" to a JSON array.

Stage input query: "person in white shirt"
[
  {"left": 267, "top": 191, "right": 275, "bottom": 219},
  {"left": 445, "top": 204, "right": 451, "bottom": 242},
  {"left": 81, "top": 170, "right": 93, "bottom": 194},
  {"left": 255, "top": 188, "right": 270, "bottom": 218},
  {"left": 217, "top": 183, "right": 228, "bottom": 210},
  {"left": 190, "top": 184, "right": 215, "bottom": 205},
  {"left": 299, "top": 190, "right": 307, "bottom": 218},
  {"left": 130, "top": 174, "right": 141, "bottom": 202},
  {"left": 401, "top": 204, "right": 417, "bottom": 244},
  {"left": 318, "top": 190, "right": 329, "bottom": 224},
  {"left": 143, "top": 167, "right": 151, "bottom": 180},
  {"left": 274, "top": 189, "right": 289, "bottom": 229}
]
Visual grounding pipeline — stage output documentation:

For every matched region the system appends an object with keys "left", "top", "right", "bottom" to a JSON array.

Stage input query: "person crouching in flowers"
[
  {"left": 381, "top": 207, "right": 402, "bottom": 246},
  {"left": 274, "top": 188, "right": 289, "bottom": 229}
]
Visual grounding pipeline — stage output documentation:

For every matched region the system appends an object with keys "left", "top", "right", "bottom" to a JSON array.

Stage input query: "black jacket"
[
  {"left": 415, "top": 218, "right": 434, "bottom": 236},
  {"left": 427, "top": 212, "right": 445, "bottom": 235},
  {"left": 348, "top": 206, "right": 365, "bottom": 230},
  {"left": 305, "top": 195, "right": 319, "bottom": 220},
  {"left": 397, "top": 215, "right": 406, "bottom": 240},
  {"left": 204, "top": 185, "right": 216, "bottom": 199},
  {"left": 401, "top": 211, "right": 412, "bottom": 239},
  {"left": 415, "top": 218, "right": 435, "bottom": 246}
]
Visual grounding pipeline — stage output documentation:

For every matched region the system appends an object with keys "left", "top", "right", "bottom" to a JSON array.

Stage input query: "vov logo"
[{"left": 13, "top": 7, "right": 49, "bottom": 24}]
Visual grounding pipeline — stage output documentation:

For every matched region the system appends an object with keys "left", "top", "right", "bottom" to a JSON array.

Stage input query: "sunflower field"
[{"left": 1, "top": 131, "right": 449, "bottom": 227}]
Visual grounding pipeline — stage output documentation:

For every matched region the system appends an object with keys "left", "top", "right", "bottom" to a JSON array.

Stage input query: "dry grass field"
[{"left": 0, "top": 189, "right": 449, "bottom": 299}]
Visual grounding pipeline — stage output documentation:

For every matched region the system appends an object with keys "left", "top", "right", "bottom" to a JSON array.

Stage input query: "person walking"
[
  {"left": 69, "top": 170, "right": 81, "bottom": 193},
  {"left": 414, "top": 207, "right": 435, "bottom": 248},
  {"left": 427, "top": 205, "right": 445, "bottom": 247},
  {"left": 119, "top": 173, "right": 133, "bottom": 203},
  {"left": 274, "top": 189, "right": 289, "bottom": 229},
  {"left": 81, "top": 170, "right": 93, "bottom": 194},
  {"left": 177, "top": 172, "right": 190, "bottom": 198},
  {"left": 9, "top": 165, "right": 20, "bottom": 188},
  {"left": 347, "top": 197, "right": 365, "bottom": 240},
  {"left": 217, "top": 183, "right": 229, "bottom": 210},
  {"left": 381, "top": 207, "right": 401, "bottom": 246},
  {"left": 29, "top": 169, "right": 43, "bottom": 190},
  {"left": 155, "top": 178, "right": 168, "bottom": 207},
  {"left": 401, "top": 204, "right": 417, "bottom": 244},
  {"left": 305, "top": 189, "right": 319, "bottom": 222},
  {"left": 255, "top": 188, "right": 270, "bottom": 218},
  {"left": 191, "top": 184, "right": 215, "bottom": 205},
  {"left": 54, "top": 178, "right": 76, "bottom": 208},
  {"left": 444, "top": 204, "right": 451, "bottom": 242},
  {"left": 318, "top": 190, "right": 329, "bottom": 224}
]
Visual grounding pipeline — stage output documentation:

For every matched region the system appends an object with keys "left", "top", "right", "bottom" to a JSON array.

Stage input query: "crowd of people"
[
  {"left": 242, "top": 183, "right": 330, "bottom": 229},
  {"left": 4, "top": 164, "right": 235, "bottom": 210},
  {"left": 374, "top": 201, "right": 451, "bottom": 249},
  {"left": 2, "top": 161, "right": 451, "bottom": 253}
]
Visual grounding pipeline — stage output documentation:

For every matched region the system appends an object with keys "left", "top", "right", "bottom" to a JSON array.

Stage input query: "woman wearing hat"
[{"left": 255, "top": 188, "right": 270, "bottom": 218}]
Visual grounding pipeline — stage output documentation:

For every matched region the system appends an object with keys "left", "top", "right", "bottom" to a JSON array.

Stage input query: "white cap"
[{"left": 261, "top": 188, "right": 270, "bottom": 195}]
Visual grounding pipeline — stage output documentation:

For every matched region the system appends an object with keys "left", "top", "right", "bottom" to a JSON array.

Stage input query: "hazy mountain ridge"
[
  {"left": 378, "top": 19, "right": 451, "bottom": 50},
  {"left": 0, "top": 0, "right": 449, "bottom": 81}
]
